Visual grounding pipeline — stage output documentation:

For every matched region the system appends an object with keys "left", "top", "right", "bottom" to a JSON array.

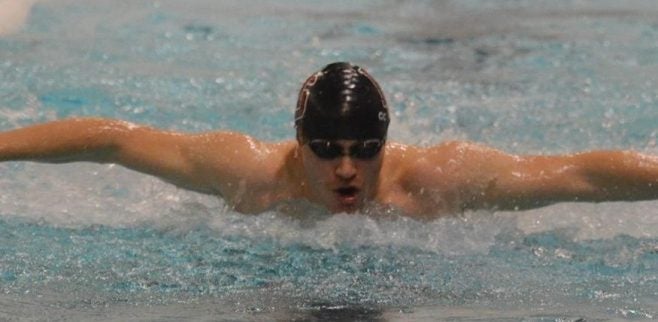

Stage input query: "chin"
[{"left": 330, "top": 201, "right": 363, "bottom": 214}]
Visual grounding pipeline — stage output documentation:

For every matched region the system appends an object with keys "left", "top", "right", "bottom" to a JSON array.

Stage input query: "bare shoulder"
[
  {"left": 383, "top": 141, "right": 509, "bottom": 211},
  {"left": 186, "top": 131, "right": 296, "bottom": 182},
  {"left": 425, "top": 140, "right": 503, "bottom": 158},
  {"left": 386, "top": 140, "right": 501, "bottom": 174},
  {"left": 381, "top": 141, "right": 481, "bottom": 193},
  {"left": 181, "top": 131, "right": 299, "bottom": 212}
]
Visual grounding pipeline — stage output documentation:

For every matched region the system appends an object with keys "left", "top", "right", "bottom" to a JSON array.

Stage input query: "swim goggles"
[{"left": 307, "top": 139, "right": 384, "bottom": 160}]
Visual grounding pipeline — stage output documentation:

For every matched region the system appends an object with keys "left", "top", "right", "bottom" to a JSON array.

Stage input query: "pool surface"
[{"left": 1, "top": 0, "right": 658, "bottom": 320}]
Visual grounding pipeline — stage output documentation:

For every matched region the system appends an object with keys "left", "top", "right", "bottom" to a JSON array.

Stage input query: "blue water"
[{"left": 1, "top": 0, "right": 658, "bottom": 320}]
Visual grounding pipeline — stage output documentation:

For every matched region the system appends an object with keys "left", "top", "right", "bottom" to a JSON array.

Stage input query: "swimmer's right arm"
[{"left": 0, "top": 117, "right": 266, "bottom": 196}]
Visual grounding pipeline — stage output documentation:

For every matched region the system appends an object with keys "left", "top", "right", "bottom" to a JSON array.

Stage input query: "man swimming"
[{"left": 1, "top": 62, "right": 657, "bottom": 219}]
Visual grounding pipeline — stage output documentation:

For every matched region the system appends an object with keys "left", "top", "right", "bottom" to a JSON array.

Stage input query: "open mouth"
[
  {"left": 334, "top": 187, "right": 360, "bottom": 206},
  {"left": 335, "top": 186, "right": 359, "bottom": 197}
]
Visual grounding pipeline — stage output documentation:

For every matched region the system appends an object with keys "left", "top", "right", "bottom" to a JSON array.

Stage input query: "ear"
[
  {"left": 293, "top": 141, "right": 305, "bottom": 162},
  {"left": 293, "top": 142, "right": 300, "bottom": 158},
  {"left": 295, "top": 127, "right": 305, "bottom": 144}
]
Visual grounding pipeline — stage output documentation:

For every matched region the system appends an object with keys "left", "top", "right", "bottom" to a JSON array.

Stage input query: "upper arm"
[
  {"left": 112, "top": 126, "right": 276, "bottom": 197},
  {"left": 406, "top": 142, "right": 607, "bottom": 212},
  {"left": 464, "top": 150, "right": 585, "bottom": 210}
]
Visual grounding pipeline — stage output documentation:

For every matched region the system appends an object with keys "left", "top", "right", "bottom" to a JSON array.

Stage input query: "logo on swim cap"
[{"left": 295, "top": 62, "right": 389, "bottom": 141}]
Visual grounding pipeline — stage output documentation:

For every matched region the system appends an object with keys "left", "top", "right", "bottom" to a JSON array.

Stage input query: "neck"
[{"left": 287, "top": 143, "right": 311, "bottom": 199}]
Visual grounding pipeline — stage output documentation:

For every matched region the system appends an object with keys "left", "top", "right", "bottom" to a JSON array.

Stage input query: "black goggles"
[{"left": 307, "top": 139, "right": 384, "bottom": 160}]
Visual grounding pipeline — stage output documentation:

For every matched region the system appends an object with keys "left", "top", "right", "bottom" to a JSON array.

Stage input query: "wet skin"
[
  {"left": 1, "top": 118, "right": 658, "bottom": 219},
  {"left": 298, "top": 140, "right": 384, "bottom": 213}
]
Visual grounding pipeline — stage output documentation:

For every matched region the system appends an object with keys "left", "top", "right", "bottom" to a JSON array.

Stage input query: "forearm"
[
  {"left": 0, "top": 118, "right": 130, "bottom": 163},
  {"left": 576, "top": 150, "right": 658, "bottom": 201}
]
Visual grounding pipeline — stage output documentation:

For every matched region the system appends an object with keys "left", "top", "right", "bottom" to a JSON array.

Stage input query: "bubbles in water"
[{"left": 2, "top": 0, "right": 658, "bottom": 319}]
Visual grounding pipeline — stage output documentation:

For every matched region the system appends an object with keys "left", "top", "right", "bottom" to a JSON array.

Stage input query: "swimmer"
[{"left": 1, "top": 62, "right": 657, "bottom": 219}]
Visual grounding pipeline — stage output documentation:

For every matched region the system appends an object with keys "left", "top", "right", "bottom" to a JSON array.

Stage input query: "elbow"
[{"left": 80, "top": 119, "right": 137, "bottom": 163}]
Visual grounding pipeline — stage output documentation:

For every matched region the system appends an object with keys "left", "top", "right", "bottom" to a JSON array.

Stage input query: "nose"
[{"left": 335, "top": 156, "right": 357, "bottom": 181}]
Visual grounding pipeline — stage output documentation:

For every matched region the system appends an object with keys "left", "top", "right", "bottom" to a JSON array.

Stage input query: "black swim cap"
[{"left": 294, "top": 62, "right": 389, "bottom": 141}]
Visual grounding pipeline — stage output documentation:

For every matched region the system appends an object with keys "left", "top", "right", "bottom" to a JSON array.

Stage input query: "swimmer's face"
[{"left": 299, "top": 139, "right": 384, "bottom": 213}]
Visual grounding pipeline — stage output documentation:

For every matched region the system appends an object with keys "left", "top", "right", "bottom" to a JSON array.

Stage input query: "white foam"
[
  {"left": 0, "top": 162, "right": 220, "bottom": 228},
  {"left": 512, "top": 201, "right": 658, "bottom": 240},
  {"left": 2, "top": 158, "right": 656, "bottom": 255}
]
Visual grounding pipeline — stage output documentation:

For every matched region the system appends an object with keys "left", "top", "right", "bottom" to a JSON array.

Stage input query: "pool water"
[{"left": 1, "top": 0, "right": 658, "bottom": 320}]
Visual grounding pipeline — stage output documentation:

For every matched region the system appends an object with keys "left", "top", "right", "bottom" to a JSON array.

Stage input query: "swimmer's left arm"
[
  {"left": 436, "top": 143, "right": 658, "bottom": 211},
  {"left": 479, "top": 148, "right": 658, "bottom": 211}
]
